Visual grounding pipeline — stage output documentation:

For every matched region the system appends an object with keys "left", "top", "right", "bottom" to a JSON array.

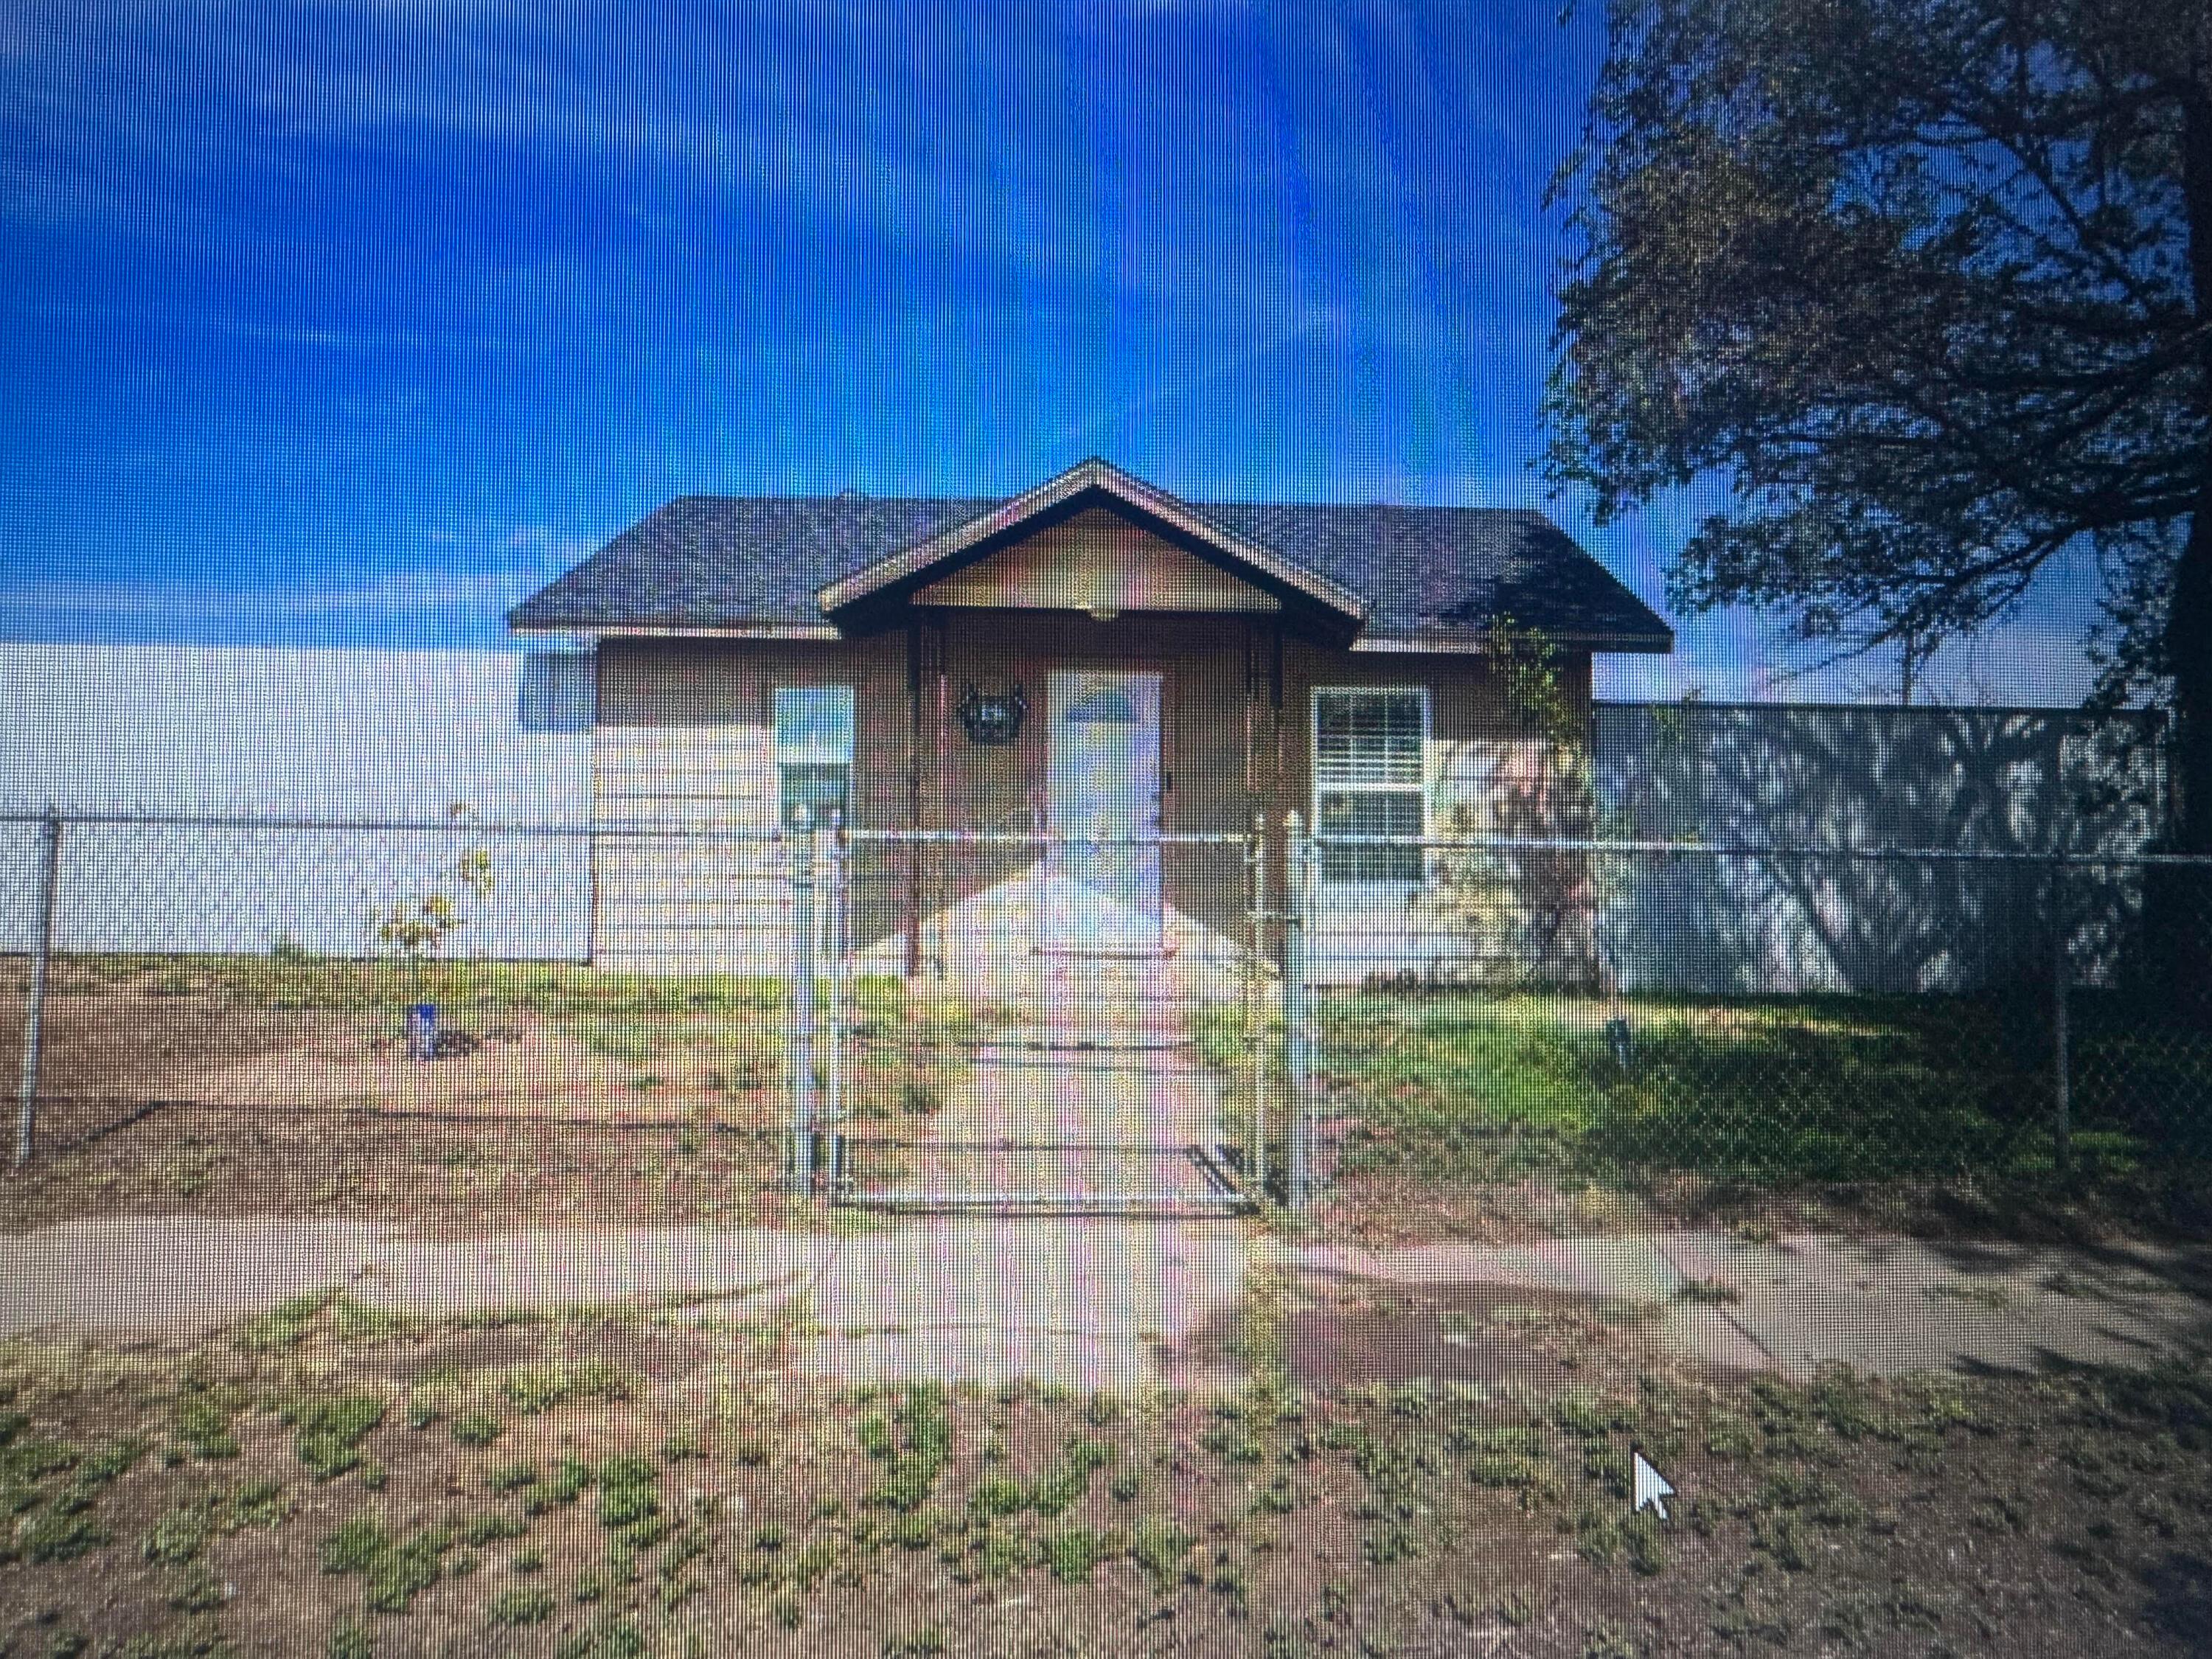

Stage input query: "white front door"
[{"left": 1044, "top": 669, "right": 1164, "bottom": 951}]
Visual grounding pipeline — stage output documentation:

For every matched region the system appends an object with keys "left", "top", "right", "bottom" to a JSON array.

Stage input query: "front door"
[{"left": 1043, "top": 669, "right": 1164, "bottom": 952}]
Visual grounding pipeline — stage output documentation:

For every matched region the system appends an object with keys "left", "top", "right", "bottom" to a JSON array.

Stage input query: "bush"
[
  {"left": 449, "top": 1411, "right": 504, "bottom": 1448},
  {"left": 1045, "top": 1527, "right": 1105, "bottom": 1585},
  {"left": 488, "top": 1587, "right": 556, "bottom": 1626},
  {"left": 288, "top": 1394, "right": 387, "bottom": 1481},
  {"left": 319, "top": 1514, "right": 389, "bottom": 1575}
]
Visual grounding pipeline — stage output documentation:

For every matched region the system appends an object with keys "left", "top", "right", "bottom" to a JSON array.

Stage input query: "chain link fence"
[
  {"left": 1290, "top": 830, "right": 2212, "bottom": 1220},
  {"left": 0, "top": 810, "right": 799, "bottom": 1226},
  {"left": 830, "top": 824, "right": 1262, "bottom": 1214},
  {"left": 7, "top": 809, "right": 2211, "bottom": 1227}
]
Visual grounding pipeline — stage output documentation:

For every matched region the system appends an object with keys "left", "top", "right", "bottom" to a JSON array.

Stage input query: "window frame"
[
  {"left": 773, "top": 684, "right": 856, "bottom": 829},
  {"left": 1310, "top": 684, "right": 1431, "bottom": 886}
]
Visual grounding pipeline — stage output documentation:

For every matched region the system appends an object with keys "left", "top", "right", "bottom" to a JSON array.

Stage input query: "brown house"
[{"left": 508, "top": 459, "right": 1672, "bottom": 985}]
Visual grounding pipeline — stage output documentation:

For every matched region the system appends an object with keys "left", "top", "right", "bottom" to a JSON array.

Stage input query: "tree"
[
  {"left": 1547, "top": 0, "right": 2211, "bottom": 842},
  {"left": 372, "top": 804, "right": 495, "bottom": 991}
]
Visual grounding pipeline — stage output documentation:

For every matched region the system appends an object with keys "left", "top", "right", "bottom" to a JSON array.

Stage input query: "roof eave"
[
  {"left": 509, "top": 619, "right": 847, "bottom": 641},
  {"left": 1353, "top": 630, "right": 1675, "bottom": 655}
]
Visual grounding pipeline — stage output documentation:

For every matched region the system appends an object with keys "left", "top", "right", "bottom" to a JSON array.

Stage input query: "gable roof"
[
  {"left": 509, "top": 459, "right": 1673, "bottom": 653},
  {"left": 816, "top": 459, "right": 1368, "bottom": 641}
]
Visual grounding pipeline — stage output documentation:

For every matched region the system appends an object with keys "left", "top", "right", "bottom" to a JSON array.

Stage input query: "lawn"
[
  {"left": 3, "top": 1287, "right": 2210, "bottom": 1656},
  {"left": 0, "top": 954, "right": 975, "bottom": 1231},
  {"left": 1202, "top": 990, "right": 2212, "bottom": 1240}
]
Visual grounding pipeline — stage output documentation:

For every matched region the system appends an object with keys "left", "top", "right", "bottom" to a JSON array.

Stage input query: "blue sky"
[{"left": 0, "top": 0, "right": 2101, "bottom": 703}]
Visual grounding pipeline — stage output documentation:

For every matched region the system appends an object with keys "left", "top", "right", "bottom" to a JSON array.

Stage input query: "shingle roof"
[{"left": 509, "top": 482, "right": 1673, "bottom": 651}]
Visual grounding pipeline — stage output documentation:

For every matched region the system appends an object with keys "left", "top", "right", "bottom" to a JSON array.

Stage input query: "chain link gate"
[{"left": 788, "top": 818, "right": 1276, "bottom": 1216}]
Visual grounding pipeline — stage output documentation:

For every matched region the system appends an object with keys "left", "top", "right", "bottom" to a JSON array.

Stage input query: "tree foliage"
[
  {"left": 372, "top": 804, "right": 495, "bottom": 976},
  {"left": 1547, "top": 0, "right": 2209, "bottom": 727}
]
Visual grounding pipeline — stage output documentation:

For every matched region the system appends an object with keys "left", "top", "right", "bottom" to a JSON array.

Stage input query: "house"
[{"left": 508, "top": 459, "right": 1672, "bottom": 984}]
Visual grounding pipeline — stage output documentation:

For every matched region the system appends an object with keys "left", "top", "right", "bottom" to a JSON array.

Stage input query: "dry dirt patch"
[{"left": 6, "top": 1294, "right": 2212, "bottom": 1658}]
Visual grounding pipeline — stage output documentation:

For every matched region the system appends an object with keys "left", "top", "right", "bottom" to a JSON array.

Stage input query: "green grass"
[{"left": 1307, "top": 989, "right": 2212, "bottom": 1194}]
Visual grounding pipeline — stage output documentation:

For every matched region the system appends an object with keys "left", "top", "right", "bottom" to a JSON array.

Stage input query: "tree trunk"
[
  {"left": 2178, "top": 72, "right": 2212, "bottom": 847},
  {"left": 2171, "top": 503, "right": 2212, "bottom": 854},
  {"left": 2151, "top": 74, "right": 2212, "bottom": 1016}
]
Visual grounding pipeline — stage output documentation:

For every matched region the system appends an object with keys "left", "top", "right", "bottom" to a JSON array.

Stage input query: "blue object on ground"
[{"left": 407, "top": 1002, "right": 437, "bottom": 1062}]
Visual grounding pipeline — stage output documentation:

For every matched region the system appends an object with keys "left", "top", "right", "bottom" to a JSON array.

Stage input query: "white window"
[
  {"left": 1312, "top": 687, "right": 1428, "bottom": 882},
  {"left": 773, "top": 685, "right": 855, "bottom": 827}
]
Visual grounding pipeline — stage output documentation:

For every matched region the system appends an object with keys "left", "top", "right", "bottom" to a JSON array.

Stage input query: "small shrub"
[
  {"left": 288, "top": 1394, "right": 387, "bottom": 1481},
  {"left": 145, "top": 1500, "right": 215, "bottom": 1565},
  {"left": 175, "top": 1398, "right": 239, "bottom": 1461},
  {"left": 450, "top": 1411, "right": 504, "bottom": 1448},
  {"left": 554, "top": 1620, "right": 646, "bottom": 1659},
  {"left": 166, "top": 1564, "right": 226, "bottom": 1612},
  {"left": 225, "top": 1478, "right": 285, "bottom": 1531},
  {"left": 597, "top": 1459, "right": 660, "bottom": 1534},
  {"left": 490, "top": 1587, "right": 556, "bottom": 1626},
  {"left": 500, "top": 1360, "right": 633, "bottom": 1416},
  {"left": 18, "top": 1506, "right": 111, "bottom": 1562},
  {"left": 319, "top": 1514, "right": 389, "bottom": 1575},
  {"left": 366, "top": 1528, "right": 452, "bottom": 1611},
  {"left": 486, "top": 1461, "right": 539, "bottom": 1494},
  {"left": 460, "top": 1512, "right": 525, "bottom": 1546},
  {"left": 327, "top": 1621, "right": 373, "bottom": 1659},
  {"left": 1044, "top": 1526, "right": 1104, "bottom": 1585},
  {"left": 240, "top": 1293, "right": 327, "bottom": 1353},
  {"left": 968, "top": 1477, "right": 1023, "bottom": 1517},
  {"left": 1132, "top": 1517, "right": 1194, "bottom": 1587},
  {"left": 549, "top": 1458, "right": 591, "bottom": 1503},
  {"left": 553, "top": 1628, "right": 646, "bottom": 1659},
  {"left": 329, "top": 1295, "right": 414, "bottom": 1343}
]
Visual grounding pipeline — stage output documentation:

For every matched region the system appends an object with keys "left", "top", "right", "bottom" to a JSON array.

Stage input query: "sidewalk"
[
  {"left": 0, "top": 1212, "right": 1248, "bottom": 1393},
  {"left": 1291, "top": 1229, "right": 2212, "bottom": 1379},
  {"left": 5, "top": 1215, "right": 2205, "bottom": 1387}
]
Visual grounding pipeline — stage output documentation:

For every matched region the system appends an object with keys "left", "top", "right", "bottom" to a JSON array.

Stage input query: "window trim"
[{"left": 1310, "top": 684, "right": 1430, "bottom": 886}]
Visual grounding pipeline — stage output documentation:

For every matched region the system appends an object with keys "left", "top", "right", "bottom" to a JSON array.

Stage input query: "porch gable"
[
  {"left": 815, "top": 458, "right": 1367, "bottom": 644},
  {"left": 913, "top": 507, "right": 1281, "bottom": 615}
]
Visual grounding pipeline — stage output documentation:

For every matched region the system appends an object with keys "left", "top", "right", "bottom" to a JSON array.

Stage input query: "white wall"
[{"left": 0, "top": 644, "right": 597, "bottom": 959}]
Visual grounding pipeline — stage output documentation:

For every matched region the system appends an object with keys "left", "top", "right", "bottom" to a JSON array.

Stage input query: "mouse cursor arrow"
[{"left": 1631, "top": 1448, "right": 1674, "bottom": 1521}]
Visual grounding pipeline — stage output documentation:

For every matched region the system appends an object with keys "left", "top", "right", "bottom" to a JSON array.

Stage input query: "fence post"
[
  {"left": 1284, "top": 810, "right": 1312, "bottom": 1211},
  {"left": 14, "top": 810, "right": 62, "bottom": 1169},
  {"left": 787, "top": 807, "right": 818, "bottom": 1196},
  {"left": 1245, "top": 813, "right": 1268, "bottom": 1195},
  {"left": 2051, "top": 858, "right": 2072, "bottom": 1182},
  {"left": 826, "top": 807, "right": 848, "bottom": 1194}
]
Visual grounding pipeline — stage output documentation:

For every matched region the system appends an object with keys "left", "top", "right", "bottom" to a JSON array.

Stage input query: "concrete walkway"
[
  {"left": 5, "top": 1217, "right": 2206, "bottom": 1388},
  {"left": 0, "top": 1213, "right": 1248, "bottom": 1393},
  {"left": 859, "top": 956, "right": 1234, "bottom": 1211},
  {"left": 1294, "top": 1230, "right": 2212, "bottom": 1379}
]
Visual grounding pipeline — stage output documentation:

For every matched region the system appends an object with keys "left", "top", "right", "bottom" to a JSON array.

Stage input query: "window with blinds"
[
  {"left": 1312, "top": 687, "right": 1427, "bottom": 882},
  {"left": 773, "top": 685, "right": 855, "bottom": 827}
]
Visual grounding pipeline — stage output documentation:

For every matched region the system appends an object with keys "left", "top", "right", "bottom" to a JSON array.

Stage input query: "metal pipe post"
[
  {"left": 825, "top": 808, "right": 848, "bottom": 1192},
  {"left": 787, "top": 808, "right": 818, "bottom": 1194},
  {"left": 1244, "top": 814, "right": 1267, "bottom": 1195},
  {"left": 1284, "top": 811, "right": 1312, "bottom": 1211},
  {"left": 14, "top": 810, "right": 61, "bottom": 1169}
]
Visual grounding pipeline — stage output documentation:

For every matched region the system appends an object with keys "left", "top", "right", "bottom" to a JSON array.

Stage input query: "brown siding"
[
  {"left": 1282, "top": 644, "right": 1596, "bottom": 984},
  {"left": 917, "top": 508, "right": 1279, "bottom": 613},
  {"left": 588, "top": 625, "right": 1596, "bottom": 986},
  {"left": 591, "top": 637, "right": 909, "bottom": 973}
]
